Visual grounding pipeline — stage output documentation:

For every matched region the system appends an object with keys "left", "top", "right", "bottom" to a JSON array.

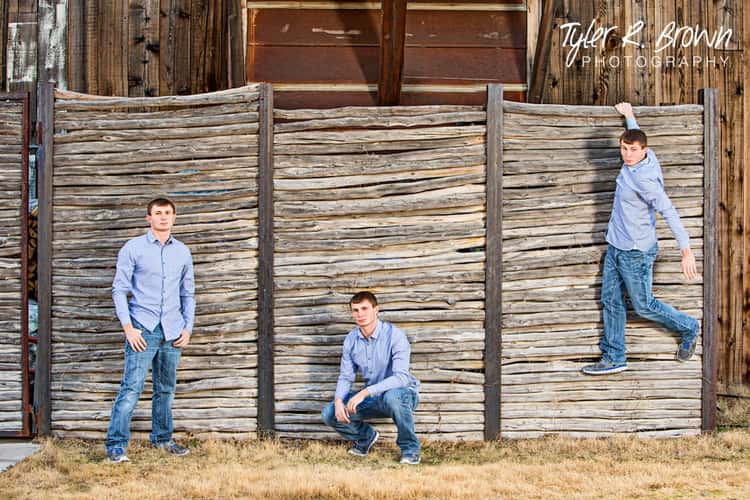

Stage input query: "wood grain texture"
[
  {"left": 48, "top": 85, "right": 262, "bottom": 438},
  {"left": 61, "top": 0, "right": 234, "bottom": 97},
  {"left": 272, "top": 102, "right": 488, "bottom": 438},
  {"left": 0, "top": 94, "right": 28, "bottom": 435},
  {"left": 500, "top": 102, "right": 706, "bottom": 438},
  {"left": 542, "top": 0, "right": 747, "bottom": 395}
]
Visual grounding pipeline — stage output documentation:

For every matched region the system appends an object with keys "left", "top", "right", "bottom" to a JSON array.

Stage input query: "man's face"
[
  {"left": 350, "top": 300, "right": 379, "bottom": 329},
  {"left": 620, "top": 141, "right": 648, "bottom": 166},
  {"left": 146, "top": 204, "right": 176, "bottom": 233}
]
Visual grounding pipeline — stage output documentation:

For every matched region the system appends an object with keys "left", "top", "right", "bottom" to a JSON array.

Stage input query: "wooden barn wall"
[
  {"left": 48, "top": 85, "right": 260, "bottom": 439},
  {"left": 66, "top": 0, "right": 245, "bottom": 97},
  {"left": 2, "top": 1, "right": 38, "bottom": 93},
  {"left": 247, "top": 0, "right": 527, "bottom": 108},
  {"left": 0, "top": 94, "right": 27, "bottom": 434},
  {"left": 271, "top": 105, "right": 489, "bottom": 440},
  {"left": 542, "top": 0, "right": 748, "bottom": 393},
  {"left": 1, "top": 0, "right": 244, "bottom": 96},
  {"left": 501, "top": 101, "right": 706, "bottom": 437}
]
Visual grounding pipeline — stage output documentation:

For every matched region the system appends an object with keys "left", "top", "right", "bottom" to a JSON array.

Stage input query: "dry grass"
[
  {"left": 2, "top": 429, "right": 750, "bottom": 500},
  {"left": 718, "top": 391, "right": 750, "bottom": 430}
]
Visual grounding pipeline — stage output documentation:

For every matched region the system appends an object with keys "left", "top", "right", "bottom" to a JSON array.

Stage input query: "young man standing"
[
  {"left": 105, "top": 198, "right": 195, "bottom": 462},
  {"left": 321, "top": 291, "right": 421, "bottom": 464},
  {"left": 582, "top": 103, "right": 701, "bottom": 376}
]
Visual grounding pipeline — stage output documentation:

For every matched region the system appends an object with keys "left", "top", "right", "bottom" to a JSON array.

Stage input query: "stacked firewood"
[{"left": 28, "top": 204, "right": 37, "bottom": 299}]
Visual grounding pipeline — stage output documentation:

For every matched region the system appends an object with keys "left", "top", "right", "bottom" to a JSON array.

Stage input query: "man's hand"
[
  {"left": 334, "top": 398, "right": 350, "bottom": 423},
  {"left": 614, "top": 102, "right": 635, "bottom": 119},
  {"left": 123, "top": 323, "right": 146, "bottom": 352},
  {"left": 173, "top": 329, "right": 191, "bottom": 348},
  {"left": 681, "top": 247, "right": 698, "bottom": 281},
  {"left": 345, "top": 389, "right": 369, "bottom": 415}
]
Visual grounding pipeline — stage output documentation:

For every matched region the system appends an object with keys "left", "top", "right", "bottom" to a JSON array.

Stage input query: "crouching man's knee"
[{"left": 382, "top": 389, "right": 415, "bottom": 419}]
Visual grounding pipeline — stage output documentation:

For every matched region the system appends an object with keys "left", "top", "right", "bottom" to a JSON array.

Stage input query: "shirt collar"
[
  {"left": 146, "top": 230, "right": 173, "bottom": 245},
  {"left": 357, "top": 319, "right": 382, "bottom": 341}
]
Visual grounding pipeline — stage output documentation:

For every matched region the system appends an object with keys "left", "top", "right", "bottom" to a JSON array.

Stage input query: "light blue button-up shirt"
[
  {"left": 112, "top": 230, "right": 195, "bottom": 341},
  {"left": 605, "top": 116, "right": 690, "bottom": 251},
  {"left": 334, "top": 320, "right": 419, "bottom": 400}
]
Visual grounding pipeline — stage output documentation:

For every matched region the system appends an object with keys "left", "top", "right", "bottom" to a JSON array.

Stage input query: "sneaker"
[
  {"left": 400, "top": 454, "right": 421, "bottom": 465},
  {"left": 348, "top": 430, "right": 379, "bottom": 456},
  {"left": 107, "top": 447, "right": 130, "bottom": 463},
  {"left": 152, "top": 440, "right": 190, "bottom": 456},
  {"left": 581, "top": 360, "right": 627, "bottom": 375},
  {"left": 677, "top": 337, "right": 698, "bottom": 362}
]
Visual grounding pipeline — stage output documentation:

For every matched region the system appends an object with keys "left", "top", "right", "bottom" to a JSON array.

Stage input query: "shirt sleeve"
[
  {"left": 635, "top": 152, "right": 691, "bottom": 250},
  {"left": 625, "top": 116, "right": 640, "bottom": 130},
  {"left": 334, "top": 334, "right": 356, "bottom": 400},
  {"left": 112, "top": 243, "right": 135, "bottom": 329},
  {"left": 180, "top": 248, "right": 196, "bottom": 334},
  {"left": 366, "top": 328, "right": 412, "bottom": 397}
]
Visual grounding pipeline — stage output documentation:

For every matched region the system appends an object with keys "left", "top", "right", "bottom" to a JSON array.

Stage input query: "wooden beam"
[
  {"left": 257, "top": 82, "right": 275, "bottom": 437},
  {"left": 38, "top": 0, "right": 68, "bottom": 90},
  {"left": 527, "top": 0, "right": 556, "bottom": 104},
  {"left": 35, "top": 82, "right": 54, "bottom": 436},
  {"left": 228, "top": 0, "right": 246, "bottom": 87},
  {"left": 484, "top": 83, "right": 503, "bottom": 440},
  {"left": 700, "top": 88, "right": 719, "bottom": 432},
  {"left": 377, "top": 0, "right": 407, "bottom": 106},
  {"left": 67, "top": 0, "right": 86, "bottom": 92},
  {"left": 526, "top": 0, "right": 541, "bottom": 90}
]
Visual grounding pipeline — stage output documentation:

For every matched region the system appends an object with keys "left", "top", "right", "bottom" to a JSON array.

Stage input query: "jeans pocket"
[{"left": 131, "top": 318, "right": 148, "bottom": 333}]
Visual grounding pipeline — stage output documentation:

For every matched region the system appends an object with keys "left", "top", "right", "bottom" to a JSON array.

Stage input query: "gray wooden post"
[
  {"left": 35, "top": 82, "right": 54, "bottom": 436},
  {"left": 257, "top": 83, "right": 276, "bottom": 437},
  {"left": 485, "top": 84, "right": 503, "bottom": 440},
  {"left": 699, "top": 88, "right": 719, "bottom": 432}
]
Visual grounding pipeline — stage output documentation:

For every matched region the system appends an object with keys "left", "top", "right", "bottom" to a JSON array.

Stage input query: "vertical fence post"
[
  {"left": 257, "top": 83, "right": 275, "bottom": 437},
  {"left": 484, "top": 84, "right": 503, "bottom": 440},
  {"left": 35, "top": 82, "right": 54, "bottom": 436},
  {"left": 700, "top": 88, "right": 719, "bottom": 432}
]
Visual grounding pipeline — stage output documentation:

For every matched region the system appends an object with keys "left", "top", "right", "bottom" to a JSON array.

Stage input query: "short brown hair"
[
  {"left": 350, "top": 291, "right": 378, "bottom": 307},
  {"left": 147, "top": 198, "right": 176, "bottom": 215},
  {"left": 620, "top": 129, "right": 647, "bottom": 147}
]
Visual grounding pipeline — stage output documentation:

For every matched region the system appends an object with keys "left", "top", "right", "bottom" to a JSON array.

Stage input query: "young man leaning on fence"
[
  {"left": 104, "top": 198, "right": 195, "bottom": 463},
  {"left": 321, "top": 291, "right": 421, "bottom": 465},
  {"left": 582, "top": 103, "right": 701, "bottom": 376}
]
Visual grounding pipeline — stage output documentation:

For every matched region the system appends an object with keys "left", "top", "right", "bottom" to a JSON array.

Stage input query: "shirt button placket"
[{"left": 160, "top": 245, "right": 165, "bottom": 316}]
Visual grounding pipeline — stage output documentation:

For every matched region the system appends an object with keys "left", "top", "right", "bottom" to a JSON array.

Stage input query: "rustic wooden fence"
[
  {"left": 499, "top": 99, "right": 717, "bottom": 437},
  {"left": 32, "top": 84, "right": 718, "bottom": 440},
  {"left": 271, "top": 103, "right": 489, "bottom": 440},
  {"left": 38, "top": 84, "right": 260, "bottom": 439},
  {"left": 0, "top": 92, "right": 30, "bottom": 437}
]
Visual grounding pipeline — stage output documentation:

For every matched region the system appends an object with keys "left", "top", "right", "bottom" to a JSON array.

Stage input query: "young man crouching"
[{"left": 321, "top": 291, "right": 421, "bottom": 464}]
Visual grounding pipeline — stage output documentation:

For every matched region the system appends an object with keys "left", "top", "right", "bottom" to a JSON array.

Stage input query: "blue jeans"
[
  {"left": 321, "top": 388, "right": 420, "bottom": 457},
  {"left": 105, "top": 319, "right": 182, "bottom": 452},
  {"left": 600, "top": 244, "right": 700, "bottom": 364}
]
